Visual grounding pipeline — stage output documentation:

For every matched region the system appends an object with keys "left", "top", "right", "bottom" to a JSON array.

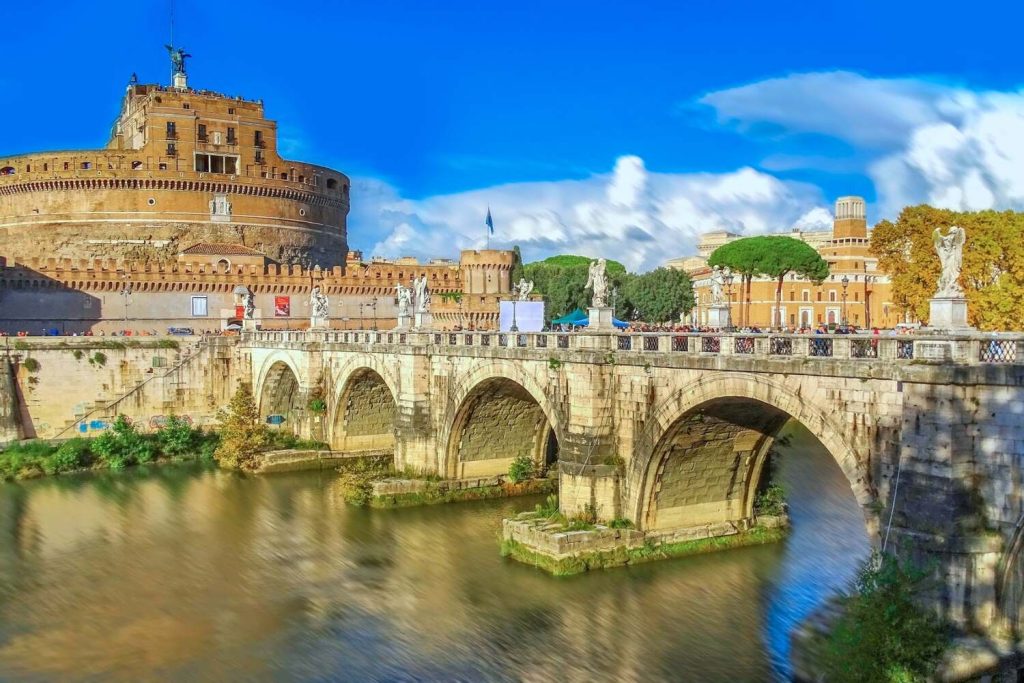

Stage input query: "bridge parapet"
[{"left": 244, "top": 329, "right": 1024, "bottom": 367}]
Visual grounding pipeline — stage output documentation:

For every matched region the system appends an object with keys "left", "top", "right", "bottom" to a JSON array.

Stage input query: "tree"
[
  {"left": 871, "top": 205, "right": 1024, "bottom": 330},
  {"left": 622, "top": 267, "right": 694, "bottom": 322},
  {"left": 755, "top": 236, "right": 829, "bottom": 329},
  {"left": 709, "top": 236, "right": 828, "bottom": 329},
  {"left": 707, "top": 239, "right": 763, "bottom": 327},
  {"left": 510, "top": 245, "right": 525, "bottom": 285},
  {"left": 524, "top": 255, "right": 628, "bottom": 323},
  {"left": 214, "top": 385, "right": 267, "bottom": 470}
]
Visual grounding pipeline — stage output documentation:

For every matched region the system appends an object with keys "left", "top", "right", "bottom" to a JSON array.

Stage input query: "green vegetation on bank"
[
  {"left": 0, "top": 415, "right": 217, "bottom": 481},
  {"left": 822, "top": 552, "right": 948, "bottom": 683}
]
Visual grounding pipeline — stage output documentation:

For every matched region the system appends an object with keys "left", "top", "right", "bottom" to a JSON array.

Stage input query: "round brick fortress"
[{"left": 0, "top": 80, "right": 350, "bottom": 267}]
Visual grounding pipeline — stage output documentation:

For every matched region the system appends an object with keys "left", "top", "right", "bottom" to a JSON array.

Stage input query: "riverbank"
[{"left": 0, "top": 417, "right": 326, "bottom": 482}]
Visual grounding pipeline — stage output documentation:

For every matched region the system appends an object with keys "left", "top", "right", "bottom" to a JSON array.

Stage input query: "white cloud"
[
  {"left": 348, "top": 156, "right": 831, "bottom": 272},
  {"left": 701, "top": 71, "right": 1024, "bottom": 217}
]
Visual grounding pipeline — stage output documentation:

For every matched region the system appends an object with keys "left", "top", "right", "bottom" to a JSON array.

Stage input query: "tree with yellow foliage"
[{"left": 870, "top": 206, "right": 1024, "bottom": 331}]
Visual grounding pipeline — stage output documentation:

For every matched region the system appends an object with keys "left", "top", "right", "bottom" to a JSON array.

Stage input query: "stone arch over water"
[
  {"left": 627, "top": 374, "right": 877, "bottom": 538},
  {"left": 441, "top": 362, "right": 562, "bottom": 480},
  {"left": 330, "top": 367, "right": 398, "bottom": 455},
  {"left": 257, "top": 360, "right": 303, "bottom": 434}
]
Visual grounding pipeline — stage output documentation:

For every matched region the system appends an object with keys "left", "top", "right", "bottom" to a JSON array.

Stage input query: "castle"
[{"left": 0, "top": 51, "right": 513, "bottom": 333}]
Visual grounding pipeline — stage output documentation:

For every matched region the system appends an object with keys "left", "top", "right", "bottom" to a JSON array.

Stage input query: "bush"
[
  {"left": 508, "top": 455, "right": 535, "bottom": 483},
  {"left": 22, "top": 357, "right": 40, "bottom": 373},
  {"left": 823, "top": 552, "right": 948, "bottom": 683},
  {"left": 608, "top": 517, "right": 635, "bottom": 529},
  {"left": 214, "top": 386, "right": 267, "bottom": 470},
  {"left": 754, "top": 483, "right": 787, "bottom": 516},
  {"left": 535, "top": 494, "right": 559, "bottom": 517},
  {"left": 42, "top": 438, "right": 93, "bottom": 475},
  {"left": 90, "top": 416, "right": 155, "bottom": 469},
  {"left": 0, "top": 440, "right": 55, "bottom": 480},
  {"left": 264, "top": 430, "right": 328, "bottom": 451},
  {"left": 90, "top": 352, "right": 108, "bottom": 367},
  {"left": 156, "top": 415, "right": 199, "bottom": 457}
]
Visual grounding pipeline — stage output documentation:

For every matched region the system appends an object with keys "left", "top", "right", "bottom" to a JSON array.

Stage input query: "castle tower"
[{"left": 832, "top": 196, "right": 867, "bottom": 240}]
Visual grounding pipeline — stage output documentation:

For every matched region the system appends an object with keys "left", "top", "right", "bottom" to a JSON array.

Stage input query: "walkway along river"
[{"left": 0, "top": 421, "right": 868, "bottom": 682}]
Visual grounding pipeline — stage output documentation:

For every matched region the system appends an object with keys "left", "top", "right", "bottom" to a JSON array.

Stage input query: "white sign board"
[{"left": 499, "top": 301, "right": 545, "bottom": 332}]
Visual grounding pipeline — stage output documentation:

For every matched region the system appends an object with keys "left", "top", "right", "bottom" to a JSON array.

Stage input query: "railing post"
[
  {"left": 720, "top": 334, "right": 733, "bottom": 356},
  {"left": 833, "top": 336, "right": 851, "bottom": 359},
  {"left": 754, "top": 336, "right": 769, "bottom": 356}
]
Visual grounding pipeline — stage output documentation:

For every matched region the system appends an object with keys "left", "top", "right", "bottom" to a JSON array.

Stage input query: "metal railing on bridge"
[{"left": 245, "top": 329, "right": 1024, "bottom": 365}]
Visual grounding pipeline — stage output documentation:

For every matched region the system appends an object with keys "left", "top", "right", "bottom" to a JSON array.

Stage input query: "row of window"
[{"left": 165, "top": 121, "right": 247, "bottom": 147}]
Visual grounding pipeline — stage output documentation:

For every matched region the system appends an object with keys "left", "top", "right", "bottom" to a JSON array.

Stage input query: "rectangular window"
[
  {"left": 182, "top": 103, "right": 191, "bottom": 110},
  {"left": 166, "top": 121, "right": 176, "bottom": 139},
  {"left": 197, "top": 124, "right": 207, "bottom": 142},
  {"left": 228, "top": 108, "right": 235, "bottom": 115},
  {"left": 195, "top": 153, "right": 210, "bottom": 172},
  {"left": 191, "top": 296, "right": 208, "bottom": 317},
  {"left": 254, "top": 130, "right": 263, "bottom": 147},
  {"left": 227, "top": 127, "right": 236, "bottom": 144}
]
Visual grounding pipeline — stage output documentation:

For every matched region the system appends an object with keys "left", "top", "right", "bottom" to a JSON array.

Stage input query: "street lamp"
[
  {"left": 510, "top": 284, "right": 519, "bottom": 333},
  {"left": 359, "top": 302, "right": 364, "bottom": 330},
  {"left": 370, "top": 296, "right": 378, "bottom": 331},
  {"left": 120, "top": 276, "right": 132, "bottom": 327},
  {"left": 723, "top": 268, "right": 734, "bottom": 331},
  {"left": 841, "top": 275, "right": 850, "bottom": 328}
]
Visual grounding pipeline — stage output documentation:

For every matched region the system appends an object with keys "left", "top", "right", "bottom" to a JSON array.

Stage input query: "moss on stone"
[
  {"left": 501, "top": 524, "right": 788, "bottom": 576},
  {"left": 370, "top": 477, "right": 556, "bottom": 508}
]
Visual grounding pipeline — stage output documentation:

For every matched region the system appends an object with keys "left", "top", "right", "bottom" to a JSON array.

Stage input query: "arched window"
[
  {"left": 326, "top": 178, "right": 338, "bottom": 190},
  {"left": 217, "top": 259, "right": 231, "bottom": 274},
  {"left": 0, "top": 166, "right": 15, "bottom": 176},
  {"left": 132, "top": 161, "right": 143, "bottom": 170}
]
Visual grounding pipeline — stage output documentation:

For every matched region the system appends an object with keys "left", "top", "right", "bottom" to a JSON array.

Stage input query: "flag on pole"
[{"left": 485, "top": 207, "right": 494, "bottom": 235}]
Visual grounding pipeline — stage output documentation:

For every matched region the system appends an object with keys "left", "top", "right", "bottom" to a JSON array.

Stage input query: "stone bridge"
[{"left": 242, "top": 328, "right": 1024, "bottom": 638}]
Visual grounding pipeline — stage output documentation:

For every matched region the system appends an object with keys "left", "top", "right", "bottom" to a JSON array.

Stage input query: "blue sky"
[{"left": 3, "top": 0, "right": 1024, "bottom": 269}]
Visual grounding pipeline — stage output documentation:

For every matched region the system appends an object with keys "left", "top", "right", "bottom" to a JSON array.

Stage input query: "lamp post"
[
  {"left": 863, "top": 275, "right": 873, "bottom": 330},
  {"left": 841, "top": 275, "right": 850, "bottom": 328},
  {"left": 370, "top": 297, "right": 378, "bottom": 331},
  {"left": 120, "top": 276, "right": 132, "bottom": 327},
  {"left": 723, "top": 268, "right": 734, "bottom": 331},
  {"left": 510, "top": 284, "right": 519, "bottom": 333},
  {"left": 359, "top": 302, "right": 364, "bottom": 330}
]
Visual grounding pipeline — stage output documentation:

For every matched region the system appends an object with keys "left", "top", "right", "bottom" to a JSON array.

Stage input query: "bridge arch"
[
  {"left": 627, "top": 373, "right": 876, "bottom": 537},
  {"left": 254, "top": 353, "right": 305, "bottom": 434},
  {"left": 441, "top": 360, "right": 562, "bottom": 480},
  {"left": 329, "top": 360, "right": 399, "bottom": 455}
]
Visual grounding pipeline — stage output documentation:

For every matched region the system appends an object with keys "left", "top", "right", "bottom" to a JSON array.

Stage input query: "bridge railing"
[{"left": 244, "top": 329, "right": 1024, "bottom": 365}]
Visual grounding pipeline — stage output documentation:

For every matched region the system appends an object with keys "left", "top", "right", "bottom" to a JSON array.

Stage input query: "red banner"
[{"left": 274, "top": 296, "right": 290, "bottom": 317}]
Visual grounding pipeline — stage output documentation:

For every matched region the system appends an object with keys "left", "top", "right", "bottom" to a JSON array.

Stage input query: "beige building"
[{"left": 671, "top": 197, "right": 898, "bottom": 329}]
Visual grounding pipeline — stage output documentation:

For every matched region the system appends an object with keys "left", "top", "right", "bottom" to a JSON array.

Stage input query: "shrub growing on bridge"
[
  {"left": 823, "top": 551, "right": 947, "bottom": 683},
  {"left": 508, "top": 455, "right": 535, "bottom": 483}
]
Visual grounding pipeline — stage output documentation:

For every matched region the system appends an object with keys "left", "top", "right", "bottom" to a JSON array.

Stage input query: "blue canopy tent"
[{"left": 551, "top": 308, "right": 588, "bottom": 325}]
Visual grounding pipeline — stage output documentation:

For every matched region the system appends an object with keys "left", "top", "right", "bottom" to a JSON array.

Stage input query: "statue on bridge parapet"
[
  {"left": 929, "top": 225, "right": 971, "bottom": 331},
  {"left": 412, "top": 275, "right": 433, "bottom": 330},
  {"left": 934, "top": 225, "right": 966, "bottom": 298},
  {"left": 516, "top": 278, "right": 534, "bottom": 301},
  {"left": 586, "top": 259, "right": 609, "bottom": 308},
  {"left": 395, "top": 282, "right": 412, "bottom": 330},
  {"left": 310, "top": 285, "right": 329, "bottom": 329}
]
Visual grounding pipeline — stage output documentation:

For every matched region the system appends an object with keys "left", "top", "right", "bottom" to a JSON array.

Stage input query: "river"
[{"left": 0, "top": 421, "right": 869, "bottom": 682}]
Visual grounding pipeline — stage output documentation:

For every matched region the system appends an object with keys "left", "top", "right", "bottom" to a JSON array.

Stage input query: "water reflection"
[{"left": 0, "top": 421, "right": 868, "bottom": 682}]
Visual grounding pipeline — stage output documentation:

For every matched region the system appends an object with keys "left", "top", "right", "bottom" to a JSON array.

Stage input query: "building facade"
[
  {"left": 669, "top": 197, "right": 898, "bottom": 329},
  {"left": 0, "top": 68, "right": 350, "bottom": 267}
]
